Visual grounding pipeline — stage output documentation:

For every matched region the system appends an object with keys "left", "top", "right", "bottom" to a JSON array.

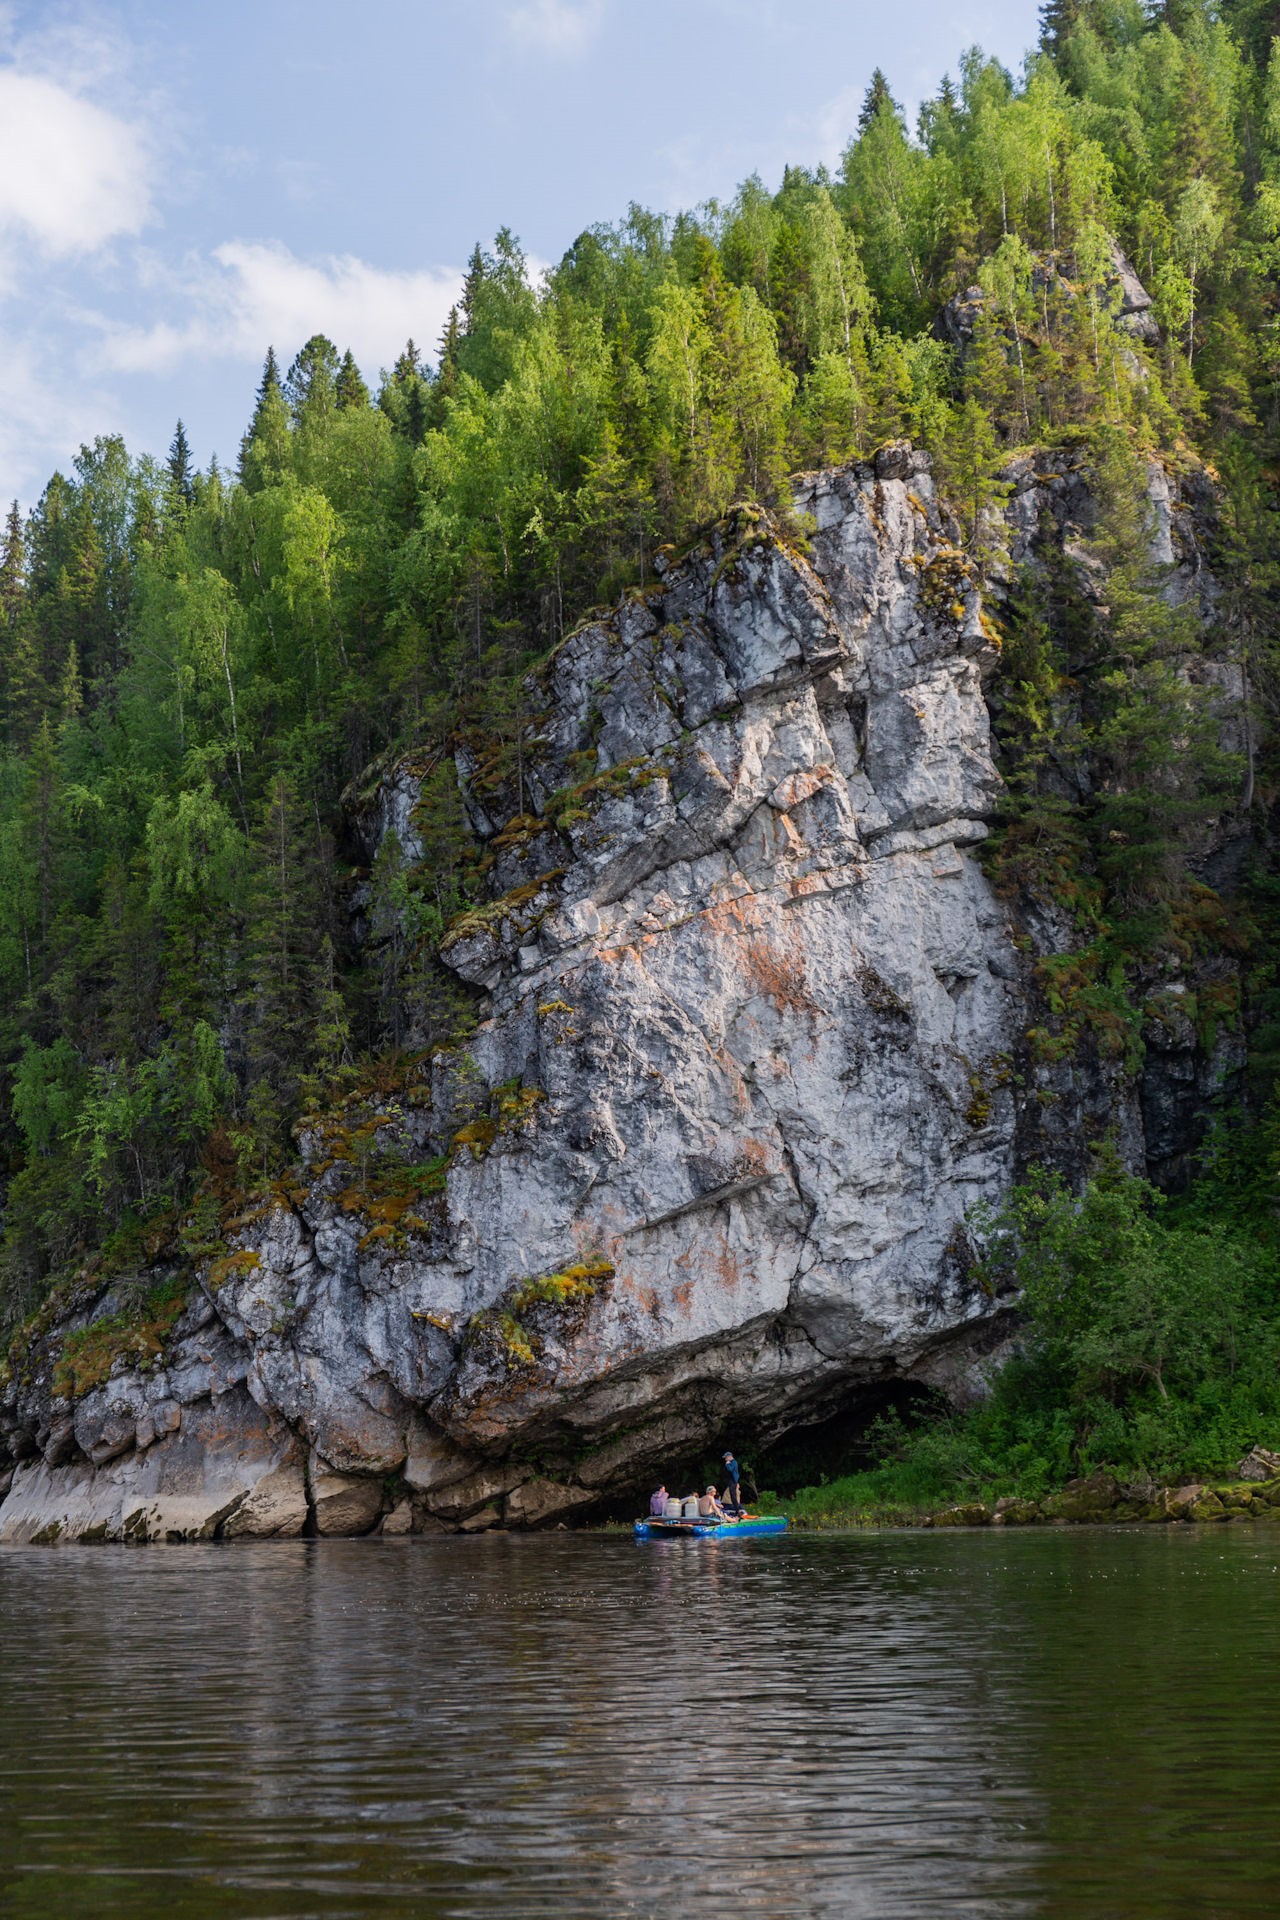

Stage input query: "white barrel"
[
  {"left": 682, "top": 1496, "right": 700, "bottom": 1518},
  {"left": 664, "top": 1498, "right": 681, "bottom": 1518}
]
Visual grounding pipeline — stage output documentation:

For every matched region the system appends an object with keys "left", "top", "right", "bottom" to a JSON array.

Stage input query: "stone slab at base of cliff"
[{"left": 0, "top": 1388, "right": 305, "bottom": 1543}]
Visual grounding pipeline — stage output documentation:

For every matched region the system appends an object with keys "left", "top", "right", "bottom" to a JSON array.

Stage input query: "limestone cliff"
[{"left": 0, "top": 444, "right": 1241, "bottom": 1542}]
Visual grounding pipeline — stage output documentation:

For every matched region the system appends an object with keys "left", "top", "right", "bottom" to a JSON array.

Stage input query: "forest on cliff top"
[{"left": 3, "top": 0, "right": 1280, "bottom": 1493}]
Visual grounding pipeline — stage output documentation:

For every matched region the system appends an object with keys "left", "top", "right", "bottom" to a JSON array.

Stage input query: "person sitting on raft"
[
  {"left": 649, "top": 1484, "right": 668, "bottom": 1517},
  {"left": 698, "top": 1485, "right": 727, "bottom": 1518}
]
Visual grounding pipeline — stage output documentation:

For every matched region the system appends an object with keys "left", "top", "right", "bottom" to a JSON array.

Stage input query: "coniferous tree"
[
  {"left": 431, "top": 308, "right": 462, "bottom": 420},
  {"left": 257, "top": 346, "right": 282, "bottom": 407},
  {"left": 0, "top": 501, "right": 24, "bottom": 627},
  {"left": 284, "top": 334, "right": 340, "bottom": 428},
  {"left": 241, "top": 775, "right": 332, "bottom": 1118},
  {"left": 167, "top": 420, "right": 194, "bottom": 505},
  {"left": 239, "top": 348, "right": 289, "bottom": 477},
  {"left": 336, "top": 348, "right": 370, "bottom": 410},
  {"left": 394, "top": 339, "right": 421, "bottom": 386},
  {"left": 382, "top": 339, "right": 428, "bottom": 440},
  {"left": 858, "top": 68, "right": 902, "bottom": 132},
  {"left": 1038, "top": 0, "right": 1083, "bottom": 62},
  {"left": 461, "top": 243, "right": 485, "bottom": 333},
  {"left": 4, "top": 8, "right": 1280, "bottom": 1325}
]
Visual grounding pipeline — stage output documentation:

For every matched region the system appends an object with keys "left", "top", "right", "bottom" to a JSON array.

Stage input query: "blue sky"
[{"left": 0, "top": 0, "right": 1040, "bottom": 505}]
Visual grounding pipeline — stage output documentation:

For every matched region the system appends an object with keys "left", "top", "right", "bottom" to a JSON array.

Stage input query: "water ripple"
[{"left": 1, "top": 1528, "right": 1276, "bottom": 1916}]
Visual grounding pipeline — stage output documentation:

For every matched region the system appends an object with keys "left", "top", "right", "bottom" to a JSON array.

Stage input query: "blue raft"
[{"left": 634, "top": 1513, "right": 788, "bottom": 1540}]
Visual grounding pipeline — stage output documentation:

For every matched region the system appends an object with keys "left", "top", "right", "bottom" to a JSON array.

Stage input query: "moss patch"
[
  {"left": 468, "top": 1254, "right": 616, "bottom": 1374},
  {"left": 50, "top": 1275, "right": 189, "bottom": 1401}
]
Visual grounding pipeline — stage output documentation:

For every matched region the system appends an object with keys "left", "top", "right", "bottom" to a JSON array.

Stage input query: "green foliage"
[
  {"left": 3, "top": 2, "right": 1280, "bottom": 1337},
  {"left": 827, "top": 1161, "right": 1280, "bottom": 1513},
  {"left": 51, "top": 1272, "right": 188, "bottom": 1401}
]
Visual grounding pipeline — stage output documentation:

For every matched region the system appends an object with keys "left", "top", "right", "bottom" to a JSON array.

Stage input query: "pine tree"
[
  {"left": 336, "top": 349, "right": 370, "bottom": 410},
  {"left": 768, "top": 221, "right": 812, "bottom": 375},
  {"left": 167, "top": 419, "right": 194, "bottom": 505},
  {"left": 1, "top": 619, "right": 41, "bottom": 748}
]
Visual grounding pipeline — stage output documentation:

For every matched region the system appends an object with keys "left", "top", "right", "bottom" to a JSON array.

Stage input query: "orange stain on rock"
[
  {"left": 743, "top": 931, "right": 811, "bottom": 1013},
  {"left": 707, "top": 1236, "right": 744, "bottom": 1293}
]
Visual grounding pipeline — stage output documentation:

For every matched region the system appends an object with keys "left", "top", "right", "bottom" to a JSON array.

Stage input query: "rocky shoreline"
[{"left": 778, "top": 1451, "right": 1280, "bottom": 1531}]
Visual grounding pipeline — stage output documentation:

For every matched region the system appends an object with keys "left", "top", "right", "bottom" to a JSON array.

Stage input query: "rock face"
[
  {"left": 0, "top": 445, "right": 1241, "bottom": 1539},
  {"left": 0, "top": 1389, "right": 304, "bottom": 1544}
]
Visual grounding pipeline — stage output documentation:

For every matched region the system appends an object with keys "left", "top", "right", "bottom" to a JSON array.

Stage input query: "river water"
[{"left": 0, "top": 1526, "right": 1276, "bottom": 1918}]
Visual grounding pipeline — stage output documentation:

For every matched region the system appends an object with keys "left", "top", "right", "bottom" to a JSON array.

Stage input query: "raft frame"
[{"left": 633, "top": 1514, "right": 788, "bottom": 1540}]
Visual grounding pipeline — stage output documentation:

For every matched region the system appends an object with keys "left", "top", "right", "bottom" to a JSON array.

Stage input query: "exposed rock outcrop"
[
  {"left": 0, "top": 1389, "right": 305, "bottom": 1544},
  {"left": 936, "top": 240, "right": 1159, "bottom": 353},
  {"left": 0, "top": 444, "right": 1244, "bottom": 1540}
]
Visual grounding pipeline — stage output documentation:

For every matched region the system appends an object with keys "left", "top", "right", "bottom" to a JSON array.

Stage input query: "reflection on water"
[{"left": 0, "top": 1527, "right": 1276, "bottom": 1917}]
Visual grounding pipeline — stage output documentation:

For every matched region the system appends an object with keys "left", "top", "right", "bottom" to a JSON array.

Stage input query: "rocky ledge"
[
  {"left": 0, "top": 445, "right": 1241, "bottom": 1543},
  {"left": 926, "top": 1452, "right": 1280, "bottom": 1529}
]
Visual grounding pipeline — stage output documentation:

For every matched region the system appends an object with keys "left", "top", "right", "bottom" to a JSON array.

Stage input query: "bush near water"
[
  {"left": 757, "top": 1149, "right": 1280, "bottom": 1526},
  {"left": 6, "top": 7, "right": 1280, "bottom": 1520}
]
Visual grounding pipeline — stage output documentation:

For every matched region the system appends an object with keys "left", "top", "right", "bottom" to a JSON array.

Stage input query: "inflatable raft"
[{"left": 634, "top": 1513, "right": 788, "bottom": 1540}]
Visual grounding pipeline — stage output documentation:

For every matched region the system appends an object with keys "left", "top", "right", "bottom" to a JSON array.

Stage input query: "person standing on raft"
[{"left": 722, "top": 1452, "right": 743, "bottom": 1512}]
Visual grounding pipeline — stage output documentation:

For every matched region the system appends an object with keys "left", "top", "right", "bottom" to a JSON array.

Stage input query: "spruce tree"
[
  {"left": 336, "top": 348, "right": 370, "bottom": 410},
  {"left": 0, "top": 501, "right": 23, "bottom": 626},
  {"left": 167, "top": 419, "right": 194, "bottom": 505},
  {"left": 461, "top": 243, "right": 485, "bottom": 334},
  {"left": 437, "top": 309, "right": 461, "bottom": 386},
  {"left": 379, "top": 339, "right": 430, "bottom": 441},
  {"left": 257, "top": 346, "right": 282, "bottom": 407},
  {"left": 284, "top": 334, "right": 340, "bottom": 428},
  {"left": 1038, "top": 0, "right": 1081, "bottom": 62},
  {"left": 239, "top": 349, "right": 290, "bottom": 479},
  {"left": 0, "top": 498, "right": 26, "bottom": 740},
  {"left": 857, "top": 68, "right": 901, "bottom": 133},
  {"left": 426, "top": 310, "right": 462, "bottom": 428}
]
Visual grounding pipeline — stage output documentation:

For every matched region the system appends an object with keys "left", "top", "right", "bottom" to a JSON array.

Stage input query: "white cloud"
[
  {"left": 88, "top": 241, "right": 464, "bottom": 379},
  {"left": 0, "top": 66, "right": 152, "bottom": 255},
  {"left": 505, "top": 0, "right": 605, "bottom": 56},
  {"left": 0, "top": 43, "right": 155, "bottom": 498},
  {"left": 0, "top": 328, "right": 114, "bottom": 505}
]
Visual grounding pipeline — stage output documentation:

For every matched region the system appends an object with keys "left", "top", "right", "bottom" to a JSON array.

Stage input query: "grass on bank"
[{"left": 753, "top": 1145, "right": 1280, "bottom": 1528}]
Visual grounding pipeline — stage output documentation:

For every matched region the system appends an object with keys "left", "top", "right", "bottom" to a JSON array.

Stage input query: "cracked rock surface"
[{"left": 0, "top": 446, "right": 1239, "bottom": 1539}]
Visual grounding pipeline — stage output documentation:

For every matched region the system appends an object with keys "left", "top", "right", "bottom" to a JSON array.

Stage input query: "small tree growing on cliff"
[{"left": 934, "top": 396, "right": 1011, "bottom": 582}]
